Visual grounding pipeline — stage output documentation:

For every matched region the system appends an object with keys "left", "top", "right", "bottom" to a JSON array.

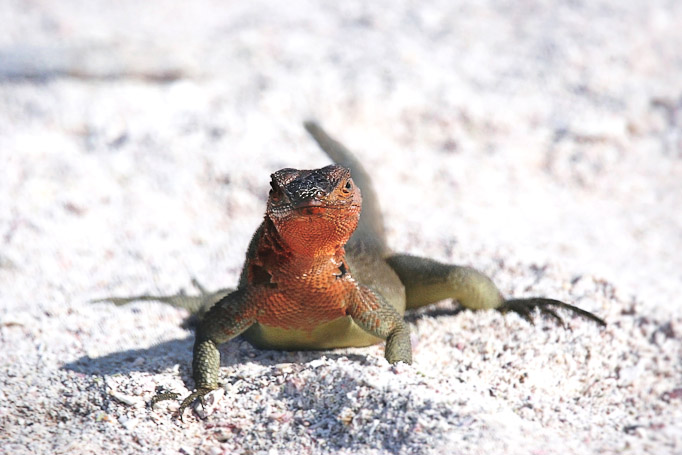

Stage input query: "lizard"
[{"left": 99, "top": 121, "right": 605, "bottom": 419}]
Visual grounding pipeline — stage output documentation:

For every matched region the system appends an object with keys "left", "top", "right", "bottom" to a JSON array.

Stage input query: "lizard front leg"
[
  {"left": 154, "top": 288, "right": 258, "bottom": 419},
  {"left": 386, "top": 254, "right": 605, "bottom": 326},
  {"left": 346, "top": 286, "right": 413, "bottom": 364}
]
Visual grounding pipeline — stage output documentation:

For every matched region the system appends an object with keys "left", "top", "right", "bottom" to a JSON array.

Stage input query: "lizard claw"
[
  {"left": 190, "top": 277, "right": 209, "bottom": 294},
  {"left": 149, "top": 386, "right": 217, "bottom": 421},
  {"left": 149, "top": 390, "right": 180, "bottom": 408},
  {"left": 174, "top": 387, "right": 216, "bottom": 421},
  {"left": 498, "top": 298, "right": 606, "bottom": 327}
]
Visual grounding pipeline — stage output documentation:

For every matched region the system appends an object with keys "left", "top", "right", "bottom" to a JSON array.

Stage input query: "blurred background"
[{"left": 1, "top": 0, "right": 680, "bottom": 313}]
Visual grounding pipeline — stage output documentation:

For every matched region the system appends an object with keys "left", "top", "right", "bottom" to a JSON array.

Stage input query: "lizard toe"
[
  {"left": 175, "top": 387, "right": 218, "bottom": 421},
  {"left": 499, "top": 298, "right": 605, "bottom": 327}
]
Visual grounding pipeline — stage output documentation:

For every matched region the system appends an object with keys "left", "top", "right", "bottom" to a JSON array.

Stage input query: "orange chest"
[{"left": 255, "top": 273, "right": 354, "bottom": 330}]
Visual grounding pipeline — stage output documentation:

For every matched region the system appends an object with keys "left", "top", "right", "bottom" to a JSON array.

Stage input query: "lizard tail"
[{"left": 304, "top": 121, "right": 388, "bottom": 254}]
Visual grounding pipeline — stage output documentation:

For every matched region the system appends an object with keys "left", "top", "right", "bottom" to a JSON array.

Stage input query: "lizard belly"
[{"left": 243, "top": 316, "right": 382, "bottom": 350}]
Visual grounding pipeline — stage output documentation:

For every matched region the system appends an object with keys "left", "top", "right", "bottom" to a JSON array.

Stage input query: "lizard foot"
[
  {"left": 149, "top": 384, "right": 219, "bottom": 421},
  {"left": 498, "top": 298, "right": 606, "bottom": 327},
  {"left": 174, "top": 387, "right": 217, "bottom": 421}
]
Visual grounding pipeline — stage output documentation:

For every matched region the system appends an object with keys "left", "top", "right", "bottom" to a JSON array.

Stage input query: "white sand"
[{"left": 1, "top": 1, "right": 681, "bottom": 454}]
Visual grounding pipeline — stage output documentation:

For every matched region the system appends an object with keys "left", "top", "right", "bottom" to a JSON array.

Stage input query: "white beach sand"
[{"left": 1, "top": 1, "right": 681, "bottom": 454}]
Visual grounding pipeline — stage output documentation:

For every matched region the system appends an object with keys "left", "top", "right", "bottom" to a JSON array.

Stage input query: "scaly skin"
[{"left": 99, "top": 121, "right": 605, "bottom": 419}]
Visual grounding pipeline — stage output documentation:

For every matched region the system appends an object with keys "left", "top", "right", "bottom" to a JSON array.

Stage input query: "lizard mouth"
[
  {"left": 294, "top": 200, "right": 327, "bottom": 215},
  {"left": 293, "top": 199, "right": 324, "bottom": 209},
  {"left": 270, "top": 201, "right": 359, "bottom": 218}
]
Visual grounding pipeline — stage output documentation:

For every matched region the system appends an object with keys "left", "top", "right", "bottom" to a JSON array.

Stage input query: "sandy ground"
[{"left": 1, "top": 1, "right": 681, "bottom": 454}]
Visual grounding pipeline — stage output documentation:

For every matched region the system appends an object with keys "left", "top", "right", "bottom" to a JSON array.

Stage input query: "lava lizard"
[{"left": 98, "top": 121, "right": 605, "bottom": 418}]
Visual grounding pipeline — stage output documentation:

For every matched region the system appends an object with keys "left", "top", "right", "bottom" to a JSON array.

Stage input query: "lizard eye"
[{"left": 342, "top": 180, "right": 353, "bottom": 193}]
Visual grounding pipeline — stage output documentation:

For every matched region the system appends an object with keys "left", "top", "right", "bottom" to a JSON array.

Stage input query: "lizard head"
[{"left": 266, "top": 164, "right": 362, "bottom": 256}]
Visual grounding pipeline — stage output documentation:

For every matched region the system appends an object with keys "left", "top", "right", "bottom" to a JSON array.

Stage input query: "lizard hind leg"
[
  {"left": 385, "top": 254, "right": 605, "bottom": 326},
  {"left": 92, "top": 278, "right": 233, "bottom": 320},
  {"left": 385, "top": 254, "right": 505, "bottom": 311}
]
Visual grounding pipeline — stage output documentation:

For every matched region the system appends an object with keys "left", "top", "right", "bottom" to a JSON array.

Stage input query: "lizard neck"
[
  {"left": 247, "top": 218, "right": 348, "bottom": 287},
  {"left": 264, "top": 212, "right": 353, "bottom": 259}
]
